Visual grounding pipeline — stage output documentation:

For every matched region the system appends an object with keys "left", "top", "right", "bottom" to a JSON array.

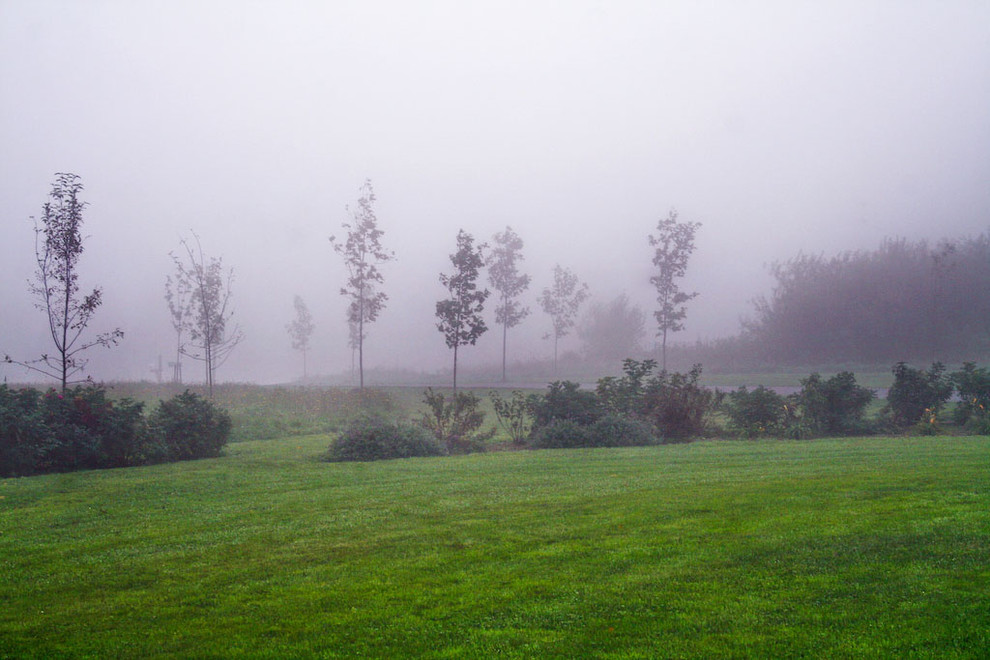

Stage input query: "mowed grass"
[{"left": 2, "top": 436, "right": 989, "bottom": 658}]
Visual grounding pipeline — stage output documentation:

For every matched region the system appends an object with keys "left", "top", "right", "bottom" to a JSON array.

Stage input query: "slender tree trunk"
[
  {"left": 174, "top": 330, "right": 182, "bottom": 384},
  {"left": 553, "top": 333, "right": 558, "bottom": 376},
  {"left": 453, "top": 344, "right": 459, "bottom": 392},
  {"left": 661, "top": 328, "right": 668, "bottom": 372},
  {"left": 61, "top": 263, "right": 71, "bottom": 392},
  {"left": 302, "top": 348, "right": 308, "bottom": 380},
  {"left": 358, "top": 295, "right": 365, "bottom": 390},
  {"left": 501, "top": 320, "right": 508, "bottom": 383}
]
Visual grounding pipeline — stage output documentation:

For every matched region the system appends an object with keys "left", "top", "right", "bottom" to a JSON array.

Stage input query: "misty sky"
[{"left": 2, "top": 1, "right": 989, "bottom": 384}]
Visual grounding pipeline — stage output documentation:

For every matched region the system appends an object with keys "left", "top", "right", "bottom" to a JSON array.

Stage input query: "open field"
[{"left": 2, "top": 434, "right": 988, "bottom": 657}]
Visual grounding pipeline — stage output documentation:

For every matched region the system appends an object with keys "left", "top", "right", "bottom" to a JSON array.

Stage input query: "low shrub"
[
  {"left": 327, "top": 416, "right": 445, "bottom": 462},
  {"left": 885, "top": 362, "right": 953, "bottom": 428},
  {"left": 489, "top": 389, "right": 532, "bottom": 446},
  {"left": 639, "top": 365, "right": 721, "bottom": 441},
  {"left": 587, "top": 414, "right": 660, "bottom": 447},
  {"left": 528, "top": 419, "right": 592, "bottom": 449},
  {"left": 596, "top": 359, "right": 657, "bottom": 415},
  {"left": 1, "top": 386, "right": 159, "bottom": 476},
  {"left": 529, "top": 415, "right": 659, "bottom": 449},
  {"left": 726, "top": 386, "right": 788, "bottom": 437},
  {"left": 418, "top": 388, "right": 495, "bottom": 454},
  {"left": 951, "top": 362, "right": 990, "bottom": 429},
  {"left": 148, "top": 391, "right": 231, "bottom": 461},
  {"left": 0, "top": 385, "right": 47, "bottom": 477},
  {"left": 795, "top": 372, "right": 875, "bottom": 436},
  {"left": 529, "top": 381, "right": 602, "bottom": 428}
]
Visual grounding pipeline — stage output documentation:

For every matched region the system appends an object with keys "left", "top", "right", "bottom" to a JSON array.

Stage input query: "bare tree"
[
  {"left": 4, "top": 173, "right": 123, "bottom": 391},
  {"left": 487, "top": 226, "right": 530, "bottom": 382},
  {"left": 330, "top": 180, "right": 394, "bottom": 390},
  {"left": 538, "top": 264, "right": 589, "bottom": 375},
  {"left": 286, "top": 295, "right": 315, "bottom": 380},
  {"left": 649, "top": 209, "right": 700, "bottom": 370},
  {"left": 168, "top": 233, "right": 243, "bottom": 398},
  {"left": 436, "top": 230, "right": 489, "bottom": 391}
]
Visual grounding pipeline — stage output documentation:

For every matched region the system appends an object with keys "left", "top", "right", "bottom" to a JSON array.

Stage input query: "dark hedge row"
[{"left": 1, "top": 385, "right": 231, "bottom": 478}]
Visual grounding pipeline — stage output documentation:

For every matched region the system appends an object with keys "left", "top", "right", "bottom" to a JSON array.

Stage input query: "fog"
[{"left": 2, "top": 1, "right": 989, "bottom": 384}]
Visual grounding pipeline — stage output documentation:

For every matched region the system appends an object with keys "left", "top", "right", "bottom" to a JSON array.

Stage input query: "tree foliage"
[
  {"left": 487, "top": 226, "right": 531, "bottom": 381},
  {"left": 330, "top": 179, "right": 394, "bottom": 389},
  {"left": 5, "top": 173, "right": 123, "bottom": 390},
  {"left": 649, "top": 209, "right": 700, "bottom": 370},
  {"left": 538, "top": 264, "right": 589, "bottom": 374},
  {"left": 746, "top": 235, "right": 990, "bottom": 365},
  {"left": 167, "top": 233, "right": 243, "bottom": 398},
  {"left": 436, "top": 230, "right": 489, "bottom": 390}
]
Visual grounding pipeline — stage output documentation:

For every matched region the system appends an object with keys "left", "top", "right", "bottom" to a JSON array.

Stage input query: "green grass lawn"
[{"left": 2, "top": 435, "right": 988, "bottom": 658}]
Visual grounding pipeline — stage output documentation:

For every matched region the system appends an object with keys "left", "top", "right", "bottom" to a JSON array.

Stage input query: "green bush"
[
  {"left": 596, "top": 359, "right": 657, "bottom": 415},
  {"left": 529, "top": 381, "right": 602, "bottom": 428},
  {"left": 528, "top": 419, "right": 592, "bottom": 449},
  {"left": 418, "top": 388, "right": 495, "bottom": 454},
  {"left": 0, "top": 385, "right": 47, "bottom": 477},
  {"left": 148, "top": 391, "right": 231, "bottom": 461},
  {"left": 587, "top": 415, "right": 660, "bottom": 447},
  {"left": 726, "top": 386, "right": 788, "bottom": 437},
  {"left": 1, "top": 385, "right": 161, "bottom": 476},
  {"left": 885, "top": 362, "right": 953, "bottom": 428},
  {"left": 639, "top": 365, "right": 721, "bottom": 441},
  {"left": 489, "top": 390, "right": 532, "bottom": 446},
  {"left": 795, "top": 372, "right": 875, "bottom": 436},
  {"left": 951, "top": 363, "right": 990, "bottom": 430},
  {"left": 327, "top": 416, "right": 445, "bottom": 462}
]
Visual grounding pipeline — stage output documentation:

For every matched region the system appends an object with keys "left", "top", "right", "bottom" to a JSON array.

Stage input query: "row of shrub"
[
  {"left": 326, "top": 360, "right": 990, "bottom": 462},
  {"left": 726, "top": 362, "right": 990, "bottom": 438},
  {"left": 1, "top": 385, "right": 232, "bottom": 477}
]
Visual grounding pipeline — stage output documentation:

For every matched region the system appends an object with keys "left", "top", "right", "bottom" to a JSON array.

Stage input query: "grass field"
[{"left": 2, "top": 433, "right": 988, "bottom": 658}]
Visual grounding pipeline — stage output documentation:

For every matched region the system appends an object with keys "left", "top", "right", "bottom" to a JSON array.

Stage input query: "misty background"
[{"left": 2, "top": 1, "right": 988, "bottom": 385}]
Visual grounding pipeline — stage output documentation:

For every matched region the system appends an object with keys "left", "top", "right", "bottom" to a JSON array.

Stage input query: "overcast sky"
[{"left": 2, "top": 0, "right": 989, "bottom": 384}]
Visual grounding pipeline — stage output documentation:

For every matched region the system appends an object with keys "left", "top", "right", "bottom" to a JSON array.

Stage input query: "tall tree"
[
  {"left": 538, "top": 264, "right": 589, "bottom": 375},
  {"left": 168, "top": 233, "right": 243, "bottom": 398},
  {"left": 330, "top": 180, "right": 393, "bottom": 390},
  {"left": 649, "top": 209, "right": 700, "bottom": 370},
  {"left": 286, "top": 295, "right": 315, "bottom": 380},
  {"left": 486, "top": 226, "right": 531, "bottom": 382},
  {"left": 436, "top": 230, "right": 489, "bottom": 391},
  {"left": 4, "top": 173, "right": 123, "bottom": 391}
]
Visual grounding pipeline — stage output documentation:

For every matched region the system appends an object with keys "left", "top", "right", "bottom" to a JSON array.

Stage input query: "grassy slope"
[{"left": 2, "top": 435, "right": 989, "bottom": 658}]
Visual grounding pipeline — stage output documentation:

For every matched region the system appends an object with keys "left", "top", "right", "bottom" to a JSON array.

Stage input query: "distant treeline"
[{"left": 678, "top": 233, "right": 990, "bottom": 371}]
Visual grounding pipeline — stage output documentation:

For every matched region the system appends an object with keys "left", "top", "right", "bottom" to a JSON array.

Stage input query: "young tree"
[
  {"left": 436, "top": 230, "right": 489, "bottom": 391},
  {"left": 538, "top": 264, "right": 589, "bottom": 375},
  {"left": 164, "top": 269, "right": 189, "bottom": 384},
  {"left": 487, "top": 226, "right": 531, "bottom": 382},
  {"left": 4, "top": 173, "right": 123, "bottom": 391},
  {"left": 168, "top": 233, "right": 243, "bottom": 398},
  {"left": 649, "top": 209, "right": 700, "bottom": 370},
  {"left": 329, "top": 180, "right": 394, "bottom": 390},
  {"left": 286, "top": 295, "right": 315, "bottom": 379}
]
